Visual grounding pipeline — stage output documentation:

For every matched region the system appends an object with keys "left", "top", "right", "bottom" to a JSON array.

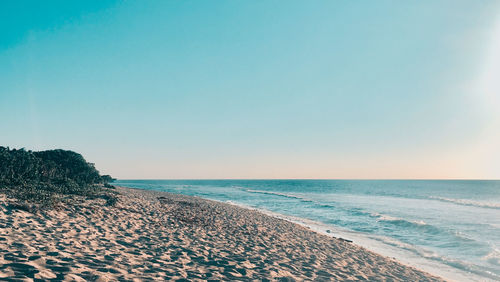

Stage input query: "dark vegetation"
[{"left": 0, "top": 146, "right": 117, "bottom": 210}]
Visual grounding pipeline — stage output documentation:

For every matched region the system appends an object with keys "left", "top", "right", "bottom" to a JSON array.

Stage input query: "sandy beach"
[{"left": 0, "top": 186, "right": 443, "bottom": 281}]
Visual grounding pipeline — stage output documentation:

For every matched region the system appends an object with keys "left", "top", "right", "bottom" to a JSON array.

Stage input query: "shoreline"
[
  {"left": 224, "top": 201, "right": 483, "bottom": 282},
  {"left": 115, "top": 180, "right": 499, "bottom": 281},
  {"left": 1, "top": 185, "right": 443, "bottom": 281}
]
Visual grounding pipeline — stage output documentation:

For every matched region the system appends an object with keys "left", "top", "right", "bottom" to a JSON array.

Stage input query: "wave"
[
  {"left": 246, "top": 189, "right": 314, "bottom": 202},
  {"left": 483, "top": 249, "right": 500, "bottom": 266},
  {"left": 429, "top": 196, "right": 500, "bottom": 209},
  {"left": 371, "top": 212, "right": 427, "bottom": 225},
  {"left": 245, "top": 190, "right": 350, "bottom": 212},
  {"left": 367, "top": 212, "right": 448, "bottom": 236},
  {"left": 247, "top": 190, "right": 458, "bottom": 236},
  {"left": 369, "top": 213, "right": 483, "bottom": 246}
]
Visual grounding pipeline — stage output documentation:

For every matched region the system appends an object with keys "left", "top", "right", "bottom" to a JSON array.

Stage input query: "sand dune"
[{"left": 0, "top": 186, "right": 443, "bottom": 281}]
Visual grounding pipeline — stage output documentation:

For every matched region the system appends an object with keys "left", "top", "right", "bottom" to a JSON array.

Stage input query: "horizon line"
[{"left": 113, "top": 178, "right": 500, "bottom": 181}]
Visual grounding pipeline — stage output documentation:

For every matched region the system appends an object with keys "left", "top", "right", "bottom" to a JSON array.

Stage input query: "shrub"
[{"left": 0, "top": 146, "right": 117, "bottom": 208}]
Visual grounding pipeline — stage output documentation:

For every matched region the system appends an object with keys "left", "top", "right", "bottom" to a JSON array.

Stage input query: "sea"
[{"left": 113, "top": 179, "right": 500, "bottom": 281}]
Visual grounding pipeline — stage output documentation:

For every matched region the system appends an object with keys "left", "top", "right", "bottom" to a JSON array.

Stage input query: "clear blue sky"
[{"left": 1, "top": 1, "right": 500, "bottom": 179}]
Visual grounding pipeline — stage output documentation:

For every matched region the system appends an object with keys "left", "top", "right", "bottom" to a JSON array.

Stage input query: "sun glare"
[{"left": 474, "top": 15, "right": 500, "bottom": 177}]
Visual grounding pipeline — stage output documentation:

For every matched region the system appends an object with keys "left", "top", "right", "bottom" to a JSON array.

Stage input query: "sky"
[{"left": 1, "top": 1, "right": 500, "bottom": 179}]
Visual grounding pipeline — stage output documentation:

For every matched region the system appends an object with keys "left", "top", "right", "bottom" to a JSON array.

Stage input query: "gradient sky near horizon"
[{"left": 1, "top": 1, "right": 500, "bottom": 179}]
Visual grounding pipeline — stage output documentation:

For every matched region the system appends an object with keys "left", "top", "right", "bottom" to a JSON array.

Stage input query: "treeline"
[{"left": 0, "top": 146, "right": 116, "bottom": 208}]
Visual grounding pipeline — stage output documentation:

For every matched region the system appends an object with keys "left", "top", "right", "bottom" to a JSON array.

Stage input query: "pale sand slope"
[{"left": 0, "top": 186, "right": 444, "bottom": 281}]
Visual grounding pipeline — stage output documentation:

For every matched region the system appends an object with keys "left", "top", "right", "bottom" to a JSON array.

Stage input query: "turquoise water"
[{"left": 114, "top": 180, "right": 500, "bottom": 281}]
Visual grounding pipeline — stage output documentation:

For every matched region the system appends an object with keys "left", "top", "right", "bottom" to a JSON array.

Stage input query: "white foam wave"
[
  {"left": 370, "top": 212, "right": 428, "bottom": 226},
  {"left": 429, "top": 196, "right": 500, "bottom": 209},
  {"left": 483, "top": 249, "right": 500, "bottom": 266}
]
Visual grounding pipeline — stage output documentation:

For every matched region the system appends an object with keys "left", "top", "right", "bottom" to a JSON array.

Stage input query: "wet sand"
[{"left": 0, "top": 186, "right": 443, "bottom": 281}]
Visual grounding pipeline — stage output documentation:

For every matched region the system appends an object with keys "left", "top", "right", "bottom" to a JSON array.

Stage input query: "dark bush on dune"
[{"left": 0, "top": 146, "right": 117, "bottom": 209}]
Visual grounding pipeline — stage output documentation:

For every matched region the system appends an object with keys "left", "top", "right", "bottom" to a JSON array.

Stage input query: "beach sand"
[{"left": 0, "top": 186, "right": 443, "bottom": 281}]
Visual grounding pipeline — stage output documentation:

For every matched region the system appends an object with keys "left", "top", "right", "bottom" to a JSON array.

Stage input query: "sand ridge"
[{"left": 0, "top": 186, "right": 444, "bottom": 281}]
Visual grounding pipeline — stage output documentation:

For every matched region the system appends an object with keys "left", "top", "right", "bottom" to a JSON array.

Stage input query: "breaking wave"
[{"left": 429, "top": 196, "right": 500, "bottom": 209}]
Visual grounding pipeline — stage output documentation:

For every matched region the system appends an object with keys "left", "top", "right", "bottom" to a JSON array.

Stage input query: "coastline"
[
  {"left": 1, "top": 186, "right": 443, "bottom": 281},
  {"left": 233, "top": 204, "right": 483, "bottom": 282}
]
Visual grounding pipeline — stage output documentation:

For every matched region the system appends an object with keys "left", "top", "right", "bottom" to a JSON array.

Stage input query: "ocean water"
[{"left": 113, "top": 180, "right": 500, "bottom": 281}]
